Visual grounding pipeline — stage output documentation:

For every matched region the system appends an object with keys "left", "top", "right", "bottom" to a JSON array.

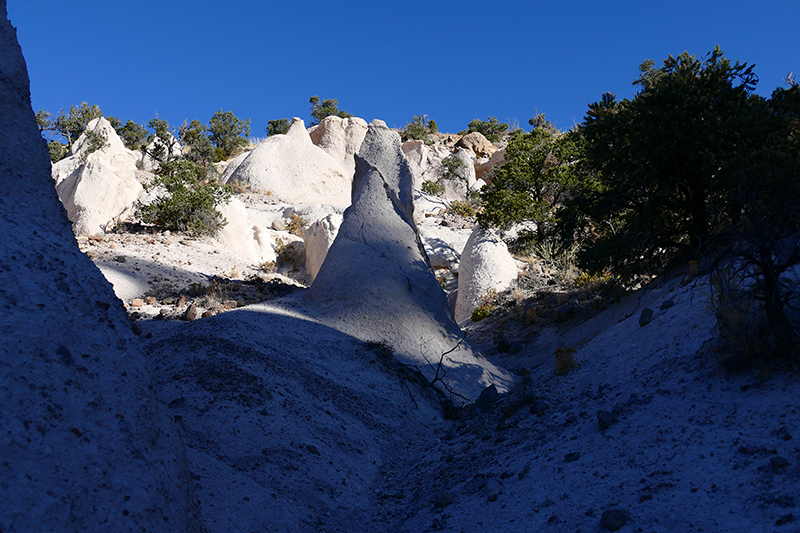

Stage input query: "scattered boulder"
[
  {"left": 456, "top": 131, "right": 497, "bottom": 158},
  {"left": 475, "top": 384, "right": 500, "bottom": 412},
  {"left": 454, "top": 224, "right": 519, "bottom": 324},
  {"left": 307, "top": 120, "right": 513, "bottom": 402},
  {"left": 224, "top": 119, "right": 351, "bottom": 205},
  {"left": 639, "top": 308, "right": 654, "bottom": 327},
  {"left": 0, "top": 6, "right": 200, "bottom": 529},
  {"left": 483, "top": 479, "right": 501, "bottom": 502},
  {"left": 308, "top": 115, "right": 369, "bottom": 176},
  {"left": 597, "top": 409, "right": 616, "bottom": 430},
  {"left": 51, "top": 117, "right": 143, "bottom": 236},
  {"left": 184, "top": 303, "right": 199, "bottom": 321},
  {"left": 600, "top": 509, "right": 628, "bottom": 531},
  {"left": 433, "top": 491, "right": 455, "bottom": 509}
]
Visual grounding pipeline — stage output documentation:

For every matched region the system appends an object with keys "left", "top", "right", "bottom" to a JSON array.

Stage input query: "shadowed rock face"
[
  {"left": 308, "top": 120, "right": 513, "bottom": 402},
  {"left": 0, "top": 2, "right": 201, "bottom": 530}
]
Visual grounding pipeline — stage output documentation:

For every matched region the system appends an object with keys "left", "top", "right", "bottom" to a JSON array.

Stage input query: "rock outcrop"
[
  {"left": 307, "top": 120, "right": 513, "bottom": 401},
  {"left": 308, "top": 115, "right": 369, "bottom": 177},
  {"left": 51, "top": 116, "right": 143, "bottom": 236},
  {"left": 454, "top": 224, "right": 519, "bottom": 323},
  {"left": 214, "top": 197, "right": 276, "bottom": 263},
  {"left": 285, "top": 116, "right": 313, "bottom": 144},
  {"left": 224, "top": 120, "right": 351, "bottom": 205},
  {"left": 402, "top": 139, "right": 450, "bottom": 190},
  {"left": 475, "top": 147, "right": 507, "bottom": 183},
  {"left": 0, "top": 3, "right": 200, "bottom": 530},
  {"left": 456, "top": 130, "right": 497, "bottom": 158},
  {"left": 303, "top": 213, "right": 343, "bottom": 282}
]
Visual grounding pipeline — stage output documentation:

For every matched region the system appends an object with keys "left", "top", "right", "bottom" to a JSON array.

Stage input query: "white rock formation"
[
  {"left": 214, "top": 197, "right": 276, "bottom": 264},
  {"left": 285, "top": 116, "right": 313, "bottom": 144},
  {"left": 224, "top": 124, "right": 351, "bottom": 205},
  {"left": 454, "top": 224, "right": 520, "bottom": 323},
  {"left": 308, "top": 115, "right": 368, "bottom": 177},
  {"left": 456, "top": 130, "right": 497, "bottom": 158},
  {"left": 51, "top": 117, "right": 143, "bottom": 236},
  {"left": 303, "top": 213, "right": 343, "bottom": 282},
  {"left": 0, "top": 4, "right": 200, "bottom": 529},
  {"left": 475, "top": 146, "right": 507, "bottom": 183},
  {"left": 401, "top": 139, "right": 450, "bottom": 190},
  {"left": 70, "top": 116, "right": 128, "bottom": 157},
  {"left": 308, "top": 120, "right": 513, "bottom": 401}
]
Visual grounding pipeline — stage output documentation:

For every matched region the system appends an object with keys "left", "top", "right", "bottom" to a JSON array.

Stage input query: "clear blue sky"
[{"left": 8, "top": 0, "right": 799, "bottom": 136}]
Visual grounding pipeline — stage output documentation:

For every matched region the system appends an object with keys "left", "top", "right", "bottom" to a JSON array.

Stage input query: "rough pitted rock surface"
[
  {"left": 307, "top": 120, "right": 513, "bottom": 401},
  {"left": 0, "top": 3, "right": 200, "bottom": 530}
]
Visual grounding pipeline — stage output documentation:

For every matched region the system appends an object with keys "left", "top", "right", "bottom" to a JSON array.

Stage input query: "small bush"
[
  {"left": 273, "top": 236, "right": 289, "bottom": 256},
  {"left": 401, "top": 115, "right": 437, "bottom": 143},
  {"left": 554, "top": 347, "right": 578, "bottom": 375},
  {"left": 467, "top": 116, "right": 509, "bottom": 143},
  {"left": 79, "top": 128, "right": 109, "bottom": 163},
  {"left": 258, "top": 261, "right": 276, "bottom": 273},
  {"left": 47, "top": 140, "right": 66, "bottom": 163},
  {"left": 471, "top": 288, "right": 498, "bottom": 322},
  {"left": 447, "top": 200, "right": 476, "bottom": 218},
  {"left": 286, "top": 214, "right": 307, "bottom": 236},
  {"left": 710, "top": 268, "right": 770, "bottom": 371},
  {"left": 309, "top": 96, "right": 352, "bottom": 125},
  {"left": 266, "top": 118, "right": 290, "bottom": 136},
  {"left": 422, "top": 180, "right": 445, "bottom": 196},
  {"left": 440, "top": 155, "right": 469, "bottom": 184},
  {"left": 136, "top": 160, "right": 232, "bottom": 236}
]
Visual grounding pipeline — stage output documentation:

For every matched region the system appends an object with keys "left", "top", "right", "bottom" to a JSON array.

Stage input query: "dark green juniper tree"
[
  {"left": 266, "top": 118, "right": 290, "bottom": 136},
  {"left": 577, "top": 46, "right": 800, "bottom": 358},
  {"left": 308, "top": 96, "right": 352, "bottom": 126},
  {"left": 208, "top": 109, "right": 251, "bottom": 161},
  {"left": 467, "top": 116, "right": 509, "bottom": 143},
  {"left": 478, "top": 118, "right": 588, "bottom": 246}
]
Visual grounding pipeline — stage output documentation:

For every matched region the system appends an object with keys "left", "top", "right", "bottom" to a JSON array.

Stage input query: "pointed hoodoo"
[{"left": 308, "top": 120, "right": 513, "bottom": 402}]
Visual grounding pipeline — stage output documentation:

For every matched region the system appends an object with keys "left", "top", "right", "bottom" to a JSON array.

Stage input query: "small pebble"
[{"left": 600, "top": 509, "right": 628, "bottom": 531}]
